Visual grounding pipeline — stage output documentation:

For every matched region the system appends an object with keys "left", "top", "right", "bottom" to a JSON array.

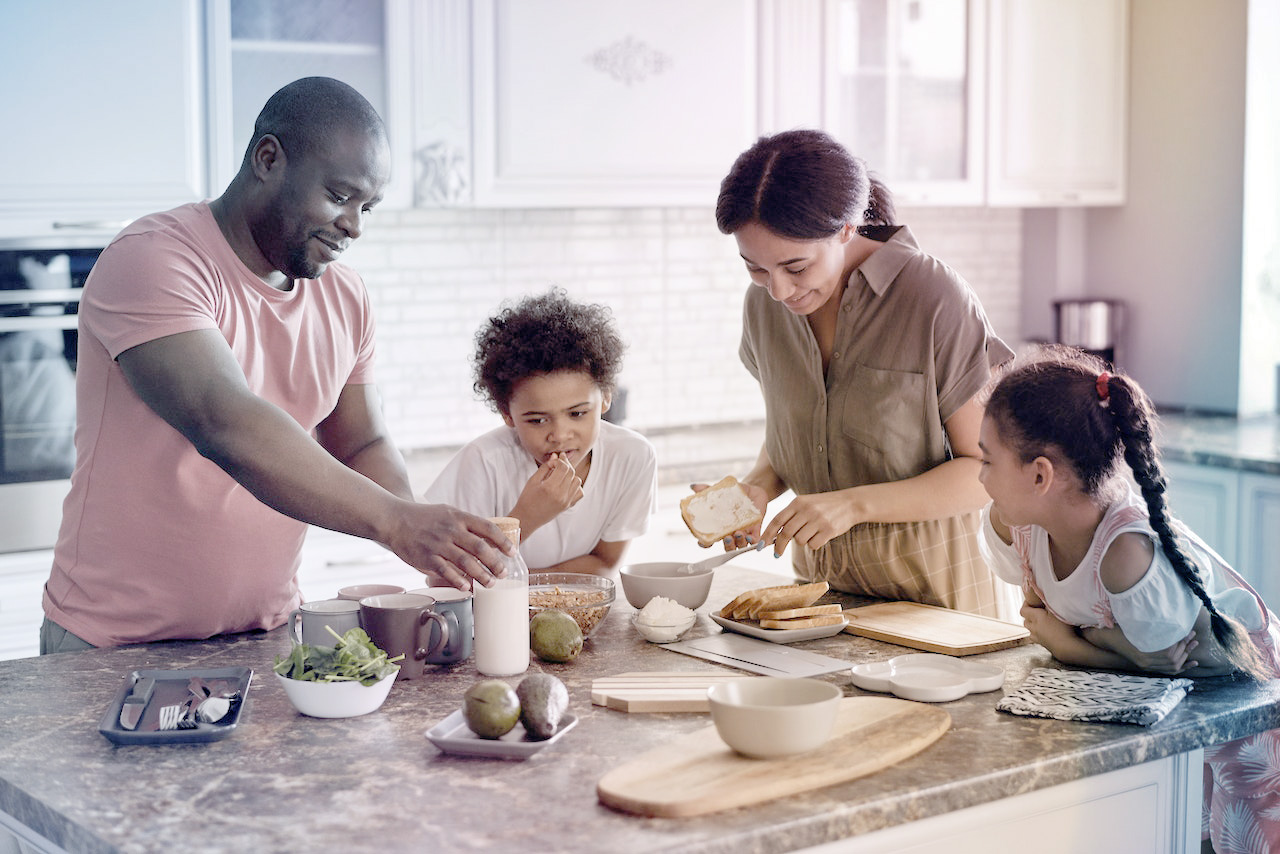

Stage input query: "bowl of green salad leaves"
[{"left": 273, "top": 626, "right": 403, "bottom": 718}]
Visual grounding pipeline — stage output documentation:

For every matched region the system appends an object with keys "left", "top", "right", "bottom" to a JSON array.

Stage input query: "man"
[{"left": 41, "top": 77, "right": 511, "bottom": 652}]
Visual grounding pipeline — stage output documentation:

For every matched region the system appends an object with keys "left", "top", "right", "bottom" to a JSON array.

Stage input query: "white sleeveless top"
[{"left": 979, "top": 486, "right": 1265, "bottom": 653}]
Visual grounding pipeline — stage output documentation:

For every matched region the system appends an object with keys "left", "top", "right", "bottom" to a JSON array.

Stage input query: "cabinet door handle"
[{"left": 51, "top": 220, "right": 131, "bottom": 231}]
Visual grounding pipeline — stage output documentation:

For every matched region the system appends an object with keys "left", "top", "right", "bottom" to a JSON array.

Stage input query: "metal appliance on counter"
[
  {"left": 1053, "top": 298, "right": 1124, "bottom": 369},
  {"left": 0, "top": 240, "right": 103, "bottom": 553}
]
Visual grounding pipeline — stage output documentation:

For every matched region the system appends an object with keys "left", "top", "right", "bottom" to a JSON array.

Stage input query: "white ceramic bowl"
[
  {"left": 275, "top": 670, "right": 397, "bottom": 718},
  {"left": 707, "top": 677, "right": 842, "bottom": 759},
  {"left": 618, "top": 562, "right": 714, "bottom": 610},
  {"left": 631, "top": 612, "right": 698, "bottom": 643}
]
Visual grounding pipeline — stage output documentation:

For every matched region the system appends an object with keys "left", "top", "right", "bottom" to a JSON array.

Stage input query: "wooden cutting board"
[
  {"left": 842, "top": 601, "right": 1029, "bottom": 655},
  {"left": 591, "top": 672, "right": 750, "bottom": 713},
  {"left": 597, "top": 697, "right": 950, "bottom": 817}
]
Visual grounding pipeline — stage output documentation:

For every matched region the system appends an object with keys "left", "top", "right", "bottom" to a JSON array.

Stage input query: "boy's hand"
[{"left": 511, "top": 453, "right": 583, "bottom": 535}]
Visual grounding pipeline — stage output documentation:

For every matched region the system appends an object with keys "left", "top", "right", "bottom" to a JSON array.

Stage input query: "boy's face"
[{"left": 502, "top": 370, "right": 611, "bottom": 471}]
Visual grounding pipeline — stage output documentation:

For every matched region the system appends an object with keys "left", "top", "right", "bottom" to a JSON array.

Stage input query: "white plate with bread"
[{"left": 712, "top": 581, "right": 849, "bottom": 644}]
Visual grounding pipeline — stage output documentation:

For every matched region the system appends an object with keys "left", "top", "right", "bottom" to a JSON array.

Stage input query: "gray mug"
[
  {"left": 359, "top": 593, "right": 450, "bottom": 680},
  {"left": 289, "top": 599, "right": 362, "bottom": 646},
  {"left": 410, "top": 587, "right": 472, "bottom": 665}
]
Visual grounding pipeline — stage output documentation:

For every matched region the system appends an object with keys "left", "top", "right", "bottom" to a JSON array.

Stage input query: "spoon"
[{"left": 677, "top": 543, "right": 762, "bottom": 574}]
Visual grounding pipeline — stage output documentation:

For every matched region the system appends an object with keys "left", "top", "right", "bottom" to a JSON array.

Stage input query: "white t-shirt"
[
  {"left": 979, "top": 487, "right": 1266, "bottom": 652},
  {"left": 424, "top": 420, "right": 657, "bottom": 569}
]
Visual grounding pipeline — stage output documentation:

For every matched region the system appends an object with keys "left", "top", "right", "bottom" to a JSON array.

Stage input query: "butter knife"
[{"left": 118, "top": 676, "right": 155, "bottom": 730}]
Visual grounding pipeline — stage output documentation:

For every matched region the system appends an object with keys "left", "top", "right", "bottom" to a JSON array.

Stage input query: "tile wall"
[{"left": 339, "top": 205, "right": 1023, "bottom": 454}]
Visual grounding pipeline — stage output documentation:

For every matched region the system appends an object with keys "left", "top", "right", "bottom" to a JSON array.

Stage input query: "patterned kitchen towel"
[{"left": 996, "top": 668, "right": 1194, "bottom": 726}]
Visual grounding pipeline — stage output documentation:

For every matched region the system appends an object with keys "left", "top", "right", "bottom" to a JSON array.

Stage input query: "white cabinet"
[
  {"left": 0, "top": 0, "right": 207, "bottom": 242},
  {"left": 1162, "top": 461, "right": 1280, "bottom": 606},
  {"left": 205, "top": 0, "right": 414, "bottom": 208},
  {"left": 1239, "top": 473, "right": 1280, "bottom": 608},
  {"left": 773, "top": 0, "right": 1127, "bottom": 208},
  {"left": 0, "top": 550, "right": 53, "bottom": 662},
  {"left": 453, "top": 0, "right": 759, "bottom": 207},
  {"left": 820, "top": 0, "right": 987, "bottom": 205},
  {"left": 986, "top": 0, "right": 1128, "bottom": 206},
  {"left": 1163, "top": 460, "right": 1240, "bottom": 567}
]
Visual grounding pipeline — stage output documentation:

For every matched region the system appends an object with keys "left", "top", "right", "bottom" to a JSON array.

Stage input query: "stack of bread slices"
[{"left": 716, "top": 582, "right": 844, "bottom": 630}]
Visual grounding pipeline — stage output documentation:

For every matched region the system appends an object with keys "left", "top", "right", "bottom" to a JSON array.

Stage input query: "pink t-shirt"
[{"left": 44, "top": 202, "right": 377, "bottom": 646}]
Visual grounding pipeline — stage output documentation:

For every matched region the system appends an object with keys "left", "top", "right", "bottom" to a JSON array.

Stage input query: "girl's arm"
[
  {"left": 1084, "top": 608, "right": 1234, "bottom": 677},
  {"left": 1020, "top": 601, "right": 1137, "bottom": 670},
  {"left": 763, "top": 397, "right": 991, "bottom": 555},
  {"left": 535, "top": 539, "right": 628, "bottom": 577}
]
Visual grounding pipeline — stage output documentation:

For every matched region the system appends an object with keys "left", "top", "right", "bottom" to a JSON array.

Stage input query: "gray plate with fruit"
[{"left": 425, "top": 711, "right": 579, "bottom": 759}]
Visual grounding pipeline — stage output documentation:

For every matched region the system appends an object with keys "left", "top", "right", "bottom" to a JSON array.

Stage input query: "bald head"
[{"left": 243, "top": 76, "right": 386, "bottom": 167}]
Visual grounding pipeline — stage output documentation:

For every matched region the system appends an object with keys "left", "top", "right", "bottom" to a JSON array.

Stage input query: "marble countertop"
[
  {"left": 1154, "top": 411, "right": 1280, "bottom": 475},
  {"left": 3, "top": 565, "right": 1279, "bottom": 854}
]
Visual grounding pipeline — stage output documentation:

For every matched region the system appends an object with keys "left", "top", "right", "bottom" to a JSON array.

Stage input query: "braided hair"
[{"left": 985, "top": 345, "right": 1270, "bottom": 680}]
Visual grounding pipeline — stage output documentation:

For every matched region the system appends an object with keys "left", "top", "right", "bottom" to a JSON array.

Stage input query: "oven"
[{"left": 0, "top": 239, "right": 103, "bottom": 553}]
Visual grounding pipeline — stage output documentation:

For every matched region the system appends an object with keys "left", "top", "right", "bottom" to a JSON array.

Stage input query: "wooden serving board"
[
  {"left": 842, "top": 601, "right": 1029, "bottom": 656},
  {"left": 591, "top": 672, "right": 750, "bottom": 713},
  {"left": 597, "top": 697, "right": 950, "bottom": 817}
]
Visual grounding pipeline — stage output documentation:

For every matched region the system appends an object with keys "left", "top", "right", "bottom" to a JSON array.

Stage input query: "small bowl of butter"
[{"left": 632, "top": 596, "right": 697, "bottom": 643}]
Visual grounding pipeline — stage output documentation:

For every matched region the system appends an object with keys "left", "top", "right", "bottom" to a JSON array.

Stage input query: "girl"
[
  {"left": 978, "top": 344, "right": 1280, "bottom": 853},
  {"left": 711, "top": 128, "right": 1017, "bottom": 619},
  {"left": 424, "top": 289, "right": 657, "bottom": 576}
]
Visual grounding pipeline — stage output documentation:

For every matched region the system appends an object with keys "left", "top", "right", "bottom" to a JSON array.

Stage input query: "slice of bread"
[
  {"left": 759, "top": 614, "right": 846, "bottom": 630},
  {"left": 742, "top": 581, "right": 829, "bottom": 619},
  {"left": 717, "top": 581, "right": 830, "bottom": 620},
  {"left": 755, "top": 603, "right": 843, "bottom": 620},
  {"left": 680, "top": 476, "right": 764, "bottom": 548}
]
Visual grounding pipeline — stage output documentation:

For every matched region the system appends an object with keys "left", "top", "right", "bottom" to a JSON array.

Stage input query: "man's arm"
[{"left": 116, "top": 329, "right": 510, "bottom": 588}]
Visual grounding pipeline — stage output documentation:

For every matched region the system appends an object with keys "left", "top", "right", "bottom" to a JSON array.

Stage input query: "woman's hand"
[{"left": 763, "top": 489, "right": 860, "bottom": 556}]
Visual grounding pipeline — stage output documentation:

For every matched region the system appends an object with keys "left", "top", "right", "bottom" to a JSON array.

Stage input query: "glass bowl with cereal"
[{"left": 528, "top": 573, "right": 615, "bottom": 639}]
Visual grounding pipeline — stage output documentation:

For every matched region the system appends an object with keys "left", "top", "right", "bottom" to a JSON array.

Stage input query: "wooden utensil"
[
  {"left": 597, "top": 696, "right": 950, "bottom": 817},
  {"left": 842, "top": 601, "right": 1029, "bottom": 656},
  {"left": 591, "top": 672, "right": 748, "bottom": 713}
]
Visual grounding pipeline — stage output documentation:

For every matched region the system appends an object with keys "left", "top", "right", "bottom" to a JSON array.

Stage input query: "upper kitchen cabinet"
[
  {"left": 416, "top": 0, "right": 760, "bottom": 208},
  {"left": 204, "top": 0, "right": 414, "bottom": 209},
  {"left": 821, "top": 0, "right": 987, "bottom": 205},
  {"left": 0, "top": 0, "right": 207, "bottom": 242},
  {"left": 986, "top": 0, "right": 1128, "bottom": 206}
]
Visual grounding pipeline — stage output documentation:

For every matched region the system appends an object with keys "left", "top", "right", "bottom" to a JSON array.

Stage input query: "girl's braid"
[{"left": 1108, "top": 374, "right": 1270, "bottom": 680}]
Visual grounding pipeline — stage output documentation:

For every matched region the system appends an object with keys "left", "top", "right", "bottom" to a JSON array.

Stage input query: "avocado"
[
  {"left": 516, "top": 673, "right": 569, "bottom": 740},
  {"left": 462, "top": 679, "right": 521, "bottom": 739},
  {"left": 529, "top": 608, "right": 584, "bottom": 663}
]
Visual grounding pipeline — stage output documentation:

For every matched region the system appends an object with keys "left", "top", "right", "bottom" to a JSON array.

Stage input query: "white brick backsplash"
[{"left": 346, "top": 205, "right": 1021, "bottom": 453}]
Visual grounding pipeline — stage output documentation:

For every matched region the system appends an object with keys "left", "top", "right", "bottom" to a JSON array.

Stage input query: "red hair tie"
[{"left": 1096, "top": 371, "right": 1111, "bottom": 404}]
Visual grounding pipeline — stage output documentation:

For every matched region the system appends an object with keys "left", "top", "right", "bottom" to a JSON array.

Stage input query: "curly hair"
[
  {"left": 985, "top": 344, "right": 1271, "bottom": 680},
  {"left": 473, "top": 289, "right": 625, "bottom": 416}
]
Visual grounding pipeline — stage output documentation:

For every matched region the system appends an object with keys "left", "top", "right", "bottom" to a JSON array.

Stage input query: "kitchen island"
[{"left": 2, "top": 564, "right": 1278, "bottom": 854}]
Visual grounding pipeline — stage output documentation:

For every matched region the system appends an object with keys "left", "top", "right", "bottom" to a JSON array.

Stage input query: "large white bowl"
[
  {"left": 618, "top": 561, "right": 714, "bottom": 610},
  {"left": 275, "top": 671, "right": 397, "bottom": 719},
  {"left": 707, "top": 677, "right": 842, "bottom": 759}
]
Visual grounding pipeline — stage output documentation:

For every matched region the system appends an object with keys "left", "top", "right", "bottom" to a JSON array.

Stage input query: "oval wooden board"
[{"left": 597, "top": 696, "right": 950, "bottom": 818}]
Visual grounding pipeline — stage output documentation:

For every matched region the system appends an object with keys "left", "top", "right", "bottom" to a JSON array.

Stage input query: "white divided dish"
[{"left": 848, "top": 653, "right": 1005, "bottom": 703}]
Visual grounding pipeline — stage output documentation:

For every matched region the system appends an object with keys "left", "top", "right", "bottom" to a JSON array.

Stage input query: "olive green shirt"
[{"left": 740, "top": 225, "right": 1016, "bottom": 615}]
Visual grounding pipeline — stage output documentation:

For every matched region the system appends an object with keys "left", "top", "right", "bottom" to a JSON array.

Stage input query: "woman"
[{"left": 714, "top": 128, "right": 1016, "bottom": 618}]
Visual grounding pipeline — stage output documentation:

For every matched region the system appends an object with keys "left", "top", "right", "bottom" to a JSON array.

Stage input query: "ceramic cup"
[
  {"left": 289, "top": 598, "right": 362, "bottom": 646},
  {"left": 408, "top": 587, "right": 473, "bottom": 665},
  {"left": 358, "top": 593, "right": 450, "bottom": 680},
  {"left": 337, "top": 583, "right": 404, "bottom": 602}
]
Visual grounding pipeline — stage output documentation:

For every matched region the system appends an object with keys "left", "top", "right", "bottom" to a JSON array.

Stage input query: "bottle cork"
[{"left": 490, "top": 516, "right": 521, "bottom": 547}]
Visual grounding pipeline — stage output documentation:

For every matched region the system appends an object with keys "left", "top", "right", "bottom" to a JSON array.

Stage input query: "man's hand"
[{"left": 385, "top": 505, "right": 514, "bottom": 591}]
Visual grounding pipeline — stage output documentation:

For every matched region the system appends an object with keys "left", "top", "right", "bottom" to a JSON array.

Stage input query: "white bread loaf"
[{"left": 679, "top": 476, "right": 764, "bottom": 548}]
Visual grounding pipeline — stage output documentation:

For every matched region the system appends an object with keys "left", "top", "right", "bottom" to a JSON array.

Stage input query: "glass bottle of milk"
[{"left": 473, "top": 516, "right": 529, "bottom": 676}]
